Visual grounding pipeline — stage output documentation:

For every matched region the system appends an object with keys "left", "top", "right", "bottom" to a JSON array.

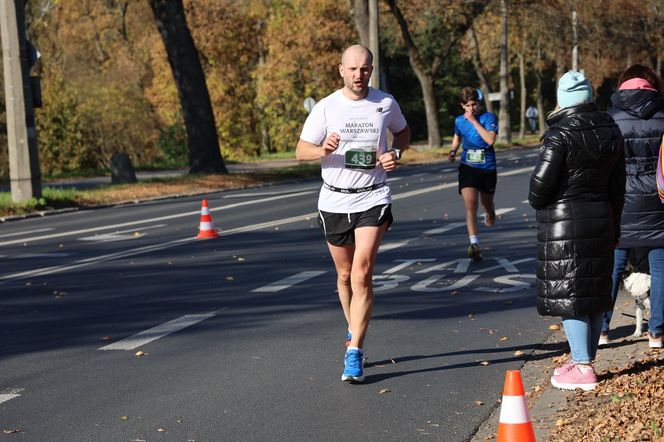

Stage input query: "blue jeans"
[
  {"left": 562, "top": 314, "right": 604, "bottom": 364},
  {"left": 602, "top": 248, "right": 629, "bottom": 333},
  {"left": 648, "top": 248, "right": 664, "bottom": 335}
]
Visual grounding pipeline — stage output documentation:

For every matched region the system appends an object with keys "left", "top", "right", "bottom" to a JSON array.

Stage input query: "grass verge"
[{"left": 0, "top": 142, "right": 538, "bottom": 219}]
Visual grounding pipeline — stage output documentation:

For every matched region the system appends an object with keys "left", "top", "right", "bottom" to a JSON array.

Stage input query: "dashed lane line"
[
  {"left": 0, "top": 388, "right": 23, "bottom": 404},
  {"left": 1, "top": 166, "right": 534, "bottom": 284},
  {"left": 99, "top": 312, "right": 218, "bottom": 351},
  {"left": 0, "top": 190, "right": 316, "bottom": 247},
  {"left": 252, "top": 270, "right": 327, "bottom": 293}
]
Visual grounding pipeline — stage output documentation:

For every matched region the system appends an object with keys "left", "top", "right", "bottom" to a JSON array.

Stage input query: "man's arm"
[
  {"left": 378, "top": 124, "right": 411, "bottom": 172},
  {"left": 392, "top": 124, "right": 411, "bottom": 152},
  {"left": 296, "top": 133, "right": 340, "bottom": 161}
]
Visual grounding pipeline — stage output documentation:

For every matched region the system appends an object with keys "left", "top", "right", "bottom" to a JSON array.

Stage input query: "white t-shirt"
[{"left": 300, "top": 88, "right": 407, "bottom": 213}]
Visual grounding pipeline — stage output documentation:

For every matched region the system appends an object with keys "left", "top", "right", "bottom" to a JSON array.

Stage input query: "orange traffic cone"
[
  {"left": 196, "top": 199, "right": 219, "bottom": 239},
  {"left": 496, "top": 370, "right": 536, "bottom": 442}
]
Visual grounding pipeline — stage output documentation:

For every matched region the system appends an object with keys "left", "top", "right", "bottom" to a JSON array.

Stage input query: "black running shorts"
[
  {"left": 319, "top": 204, "right": 393, "bottom": 246},
  {"left": 458, "top": 163, "right": 497, "bottom": 194}
]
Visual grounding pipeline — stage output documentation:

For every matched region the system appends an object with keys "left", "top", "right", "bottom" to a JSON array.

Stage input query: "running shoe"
[
  {"left": 648, "top": 331, "right": 663, "bottom": 349},
  {"left": 341, "top": 349, "right": 364, "bottom": 382},
  {"left": 468, "top": 243, "right": 482, "bottom": 262},
  {"left": 550, "top": 364, "right": 597, "bottom": 391},
  {"left": 553, "top": 360, "right": 576, "bottom": 376}
]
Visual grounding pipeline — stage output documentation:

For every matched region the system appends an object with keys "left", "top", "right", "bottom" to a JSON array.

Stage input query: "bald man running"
[{"left": 296, "top": 45, "right": 411, "bottom": 382}]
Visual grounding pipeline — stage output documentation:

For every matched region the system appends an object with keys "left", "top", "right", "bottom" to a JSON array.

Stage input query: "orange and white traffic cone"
[
  {"left": 496, "top": 370, "right": 536, "bottom": 442},
  {"left": 196, "top": 199, "right": 219, "bottom": 239}
]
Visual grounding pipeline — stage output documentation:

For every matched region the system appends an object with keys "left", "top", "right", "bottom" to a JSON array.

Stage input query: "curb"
[{"left": 471, "top": 290, "right": 656, "bottom": 441}]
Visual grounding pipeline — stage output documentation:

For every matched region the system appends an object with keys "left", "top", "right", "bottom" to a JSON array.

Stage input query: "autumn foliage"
[{"left": 0, "top": 0, "right": 663, "bottom": 178}]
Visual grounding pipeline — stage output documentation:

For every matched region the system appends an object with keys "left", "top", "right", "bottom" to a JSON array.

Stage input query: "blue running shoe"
[
  {"left": 341, "top": 349, "right": 364, "bottom": 382},
  {"left": 346, "top": 330, "right": 352, "bottom": 347}
]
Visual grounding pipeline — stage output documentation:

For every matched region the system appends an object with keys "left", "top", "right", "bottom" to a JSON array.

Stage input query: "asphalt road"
[{"left": 0, "top": 148, "right": 558, "bottom": 441}]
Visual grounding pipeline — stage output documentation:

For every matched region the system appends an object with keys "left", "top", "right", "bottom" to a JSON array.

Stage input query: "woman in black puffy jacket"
[
  {"left": 603, "top": 65, "right": 664, "bottom": 349},
  {"left": 529, "top": 71, "right": 625, "bottom": 391}
]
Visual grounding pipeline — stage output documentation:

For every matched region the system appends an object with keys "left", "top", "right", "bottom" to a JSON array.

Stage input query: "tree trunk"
[
  {"left": 468, "top": 25, "right": 493, "bottom": 114},
  {"left": 498, "top": 0, "right": 511, "bottom": 144},
  {"left": 535, "top": 70, "right": 546, "bottom": 133},
  {"left": 148, "top": 0, "right": 227, "bottom": 174},
  {"left": 350, "top": 0, "right": 370, "bottom": 47},
  {"left": 385, "top": 0, "right": 441, "bottom": 148},
  {"left": 416, "top": 72, "right": 441, "bottom": 148},
  {"left": 518, "top": 29, "right": 526, "bottom": 139}
]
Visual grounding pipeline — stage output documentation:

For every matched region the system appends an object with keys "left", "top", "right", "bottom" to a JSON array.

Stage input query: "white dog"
[{"left": 618, "top": 272, "right": 651, "bottom": 337}]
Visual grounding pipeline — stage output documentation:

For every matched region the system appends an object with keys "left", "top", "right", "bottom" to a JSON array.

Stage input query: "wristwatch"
[{"left": 391, "top": 148, "right": 402, "bottom": 161}]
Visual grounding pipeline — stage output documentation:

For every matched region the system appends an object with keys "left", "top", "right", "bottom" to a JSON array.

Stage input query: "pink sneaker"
[
  {"left": 553, "top": 360, "right": 576, "bottom": 376},
  {"left": 550, "top": 364, "right": 597, "bottom": 391}
]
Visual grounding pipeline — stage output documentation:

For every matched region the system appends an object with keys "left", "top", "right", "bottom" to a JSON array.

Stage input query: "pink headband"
[{"left": 619, "top": 78, "right": 657, "bottom": 91}]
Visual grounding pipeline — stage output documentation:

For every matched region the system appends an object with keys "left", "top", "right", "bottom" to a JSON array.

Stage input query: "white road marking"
[
  {"left": 0, "top": 388, "right": 23, "bottom": 404},
  {"left": 495, "top": 208, "right": 516, "bottom": 216},
  {"left": 252, "top": 270, "right": 327, "bottom": 293},
  {"left": 378, "top": 241, "right": 409, "bottom": 253},
  {"left": 0, "top": 190, "right": 316, "bottom": 247},
  {"left": 0, "top": 167, "right": 535, "bottom": 283},
  {"left": 78, "top": 224, "right": 166, "bottom": 242},
  {"left": 0, "top": 228, "right": 53, "bottom": 239},
  {"left": 99, "top": 312, "right": 218, "bottom": 351},
  {"left": 423, "top": 222, "right": 466, "bottom": 235}
]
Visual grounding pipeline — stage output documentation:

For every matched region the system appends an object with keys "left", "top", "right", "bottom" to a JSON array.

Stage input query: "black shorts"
[
  {"left": 319, "top": 204, "right": 393, "bottom": 246},
  {"left": 458, "top": 163, "right": 497, "bottom": 194}
]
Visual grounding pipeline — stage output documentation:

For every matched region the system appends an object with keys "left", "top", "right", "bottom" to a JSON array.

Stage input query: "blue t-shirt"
[{"left": 454, "top": 111, "right": 498, "bottom": 170}]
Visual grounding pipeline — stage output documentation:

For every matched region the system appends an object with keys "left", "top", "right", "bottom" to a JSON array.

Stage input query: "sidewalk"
[
  {"left": 0, "top": 159, "right": 301, "bottom": 192},
  {"left": 472, "top": 289, "right": 664, "bottom": 441}
]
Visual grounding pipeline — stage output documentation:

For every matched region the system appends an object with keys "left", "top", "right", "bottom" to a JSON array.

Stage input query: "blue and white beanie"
[{"left": 557, "top": 71, "right": 593, "bottom": 109}]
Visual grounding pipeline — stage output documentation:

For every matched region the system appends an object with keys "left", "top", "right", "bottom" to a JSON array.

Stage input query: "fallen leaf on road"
[
  {"left": 379, "top": 388, "right": 391, "bottom": 394},
  {"left": 474, "top": 401, "right": 483, "bottom": 406},
  {"left": 514, "top": 350, "right": 525, "bottom": 356},
  {"left": 121, "top": 416, "right": 129, "bottom": 421},
  {"left": 480, "top": 361, "right": 490, "bottom": 366},
  {"left": 135, "top": 351, "right": 147, "bottom": 357},
  {"left": 500, "top": 336, "right": 508, "bottom": 341},
  {"left": 3, "top": 428, "right": 23, "bottom": 434},
  {"left": 549, "top": 324, "right": 561, "bottom": 330},
  {"left": 157, "top": 428, "right": 166, "bottom": 432},
  {"left": 390, "top": 358, "right": 397, "bottom": 364},
  {"left": 468, "top": 314, "right": 476, "bottom": 320},
  {"left": 133, "top": 232, "right": 141, "bottom": 237},
  {"left": 225, "top": 276, "right": 235, "bottom": 280},
  {"left": 101, "top": 336, "right": 113, "bottom": 341}
]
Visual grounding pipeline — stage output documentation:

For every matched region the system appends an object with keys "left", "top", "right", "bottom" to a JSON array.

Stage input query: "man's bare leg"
[
  {"left": 347, "top": 224, "right": 387, "bottom": 349},
  {"left": 327, "top": 243, "right": 355, "bottom": 334}
]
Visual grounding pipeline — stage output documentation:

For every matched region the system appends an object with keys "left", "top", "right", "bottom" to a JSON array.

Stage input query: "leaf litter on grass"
[{"left": 550, "top": 353, "right": 664, "bottom": 441}]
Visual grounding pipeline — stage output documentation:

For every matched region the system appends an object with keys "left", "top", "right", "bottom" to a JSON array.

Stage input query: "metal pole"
[
  {"left": 0, "top": 0, "right": 42, "bottom": 201},
  {"left": 368, "top": 0, "right": 380, "bottom": 89}
]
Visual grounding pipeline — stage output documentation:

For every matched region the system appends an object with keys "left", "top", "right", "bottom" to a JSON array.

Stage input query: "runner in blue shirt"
[{"left": 447, "top": 87, "right": 498, "bottom": 261}]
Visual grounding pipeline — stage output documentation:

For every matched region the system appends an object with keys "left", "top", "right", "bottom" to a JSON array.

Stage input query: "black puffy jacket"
[
  {"left": 529, "top": 103, "right": 625, "bottom": 317},
  {"left": 607, "top": 89, "right": 664, "bottom": 248}
]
